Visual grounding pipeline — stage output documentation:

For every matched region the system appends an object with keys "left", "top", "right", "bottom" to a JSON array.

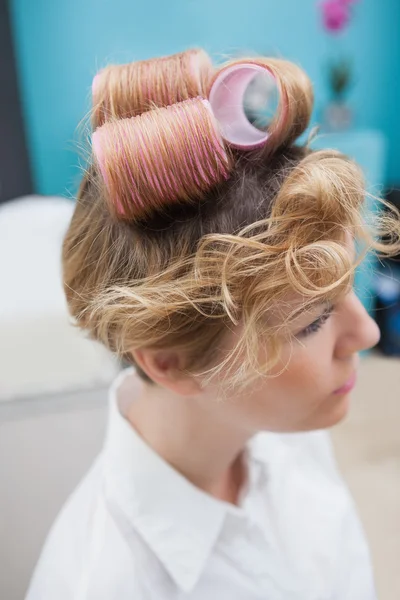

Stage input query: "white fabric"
[
  {"left": 25, "top": 367, "right": 377, "bottom": 600},
  {"left": 0, "top": 196, "right": 119, "bottom": 401}
]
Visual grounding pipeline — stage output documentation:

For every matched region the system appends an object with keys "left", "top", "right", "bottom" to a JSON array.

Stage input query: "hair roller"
[
  {"left": 92, "top": 97, "right": 232, "bottom": 222},
  {"left": 208, "top": 57, "right": 314, "bottom": 156},
  {"left": 92, "top": 48, "right": 214, "bottom": 128}
]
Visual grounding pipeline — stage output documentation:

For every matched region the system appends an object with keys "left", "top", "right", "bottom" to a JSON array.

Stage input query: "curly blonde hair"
[{"left": 62, "top": 48, "right": 400, "bottom": 394}]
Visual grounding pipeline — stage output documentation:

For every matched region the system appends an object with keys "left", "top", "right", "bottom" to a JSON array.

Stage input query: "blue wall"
[{"left": 9, "top": 0, "right": 400, "bottom": 197}]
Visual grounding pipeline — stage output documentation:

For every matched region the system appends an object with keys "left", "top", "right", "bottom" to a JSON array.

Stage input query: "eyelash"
[{"left": 299, "top": 304, "right": 335, "bottom": 338}]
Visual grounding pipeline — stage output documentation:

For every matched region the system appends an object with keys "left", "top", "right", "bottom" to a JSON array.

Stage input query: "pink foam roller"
[{"left": 208, "top": 63, "right": 277, "bottom": 149}]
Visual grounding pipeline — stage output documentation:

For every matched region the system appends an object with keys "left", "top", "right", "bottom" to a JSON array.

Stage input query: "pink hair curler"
[
  {"left": 208, "top": 62, "right": 279, "bottom": 150},
  {"left": 92, "top": 72, "right": 104, "bottom": 99}
]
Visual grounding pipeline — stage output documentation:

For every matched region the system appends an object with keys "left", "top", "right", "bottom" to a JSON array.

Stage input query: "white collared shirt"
[{"left": 25, "top": 368, "right": 376, "bottom": 600}]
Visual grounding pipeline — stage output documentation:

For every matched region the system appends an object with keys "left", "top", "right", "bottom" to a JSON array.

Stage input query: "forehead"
[{"left": 270, "top": 233, "right": 356, "bottom": 325}]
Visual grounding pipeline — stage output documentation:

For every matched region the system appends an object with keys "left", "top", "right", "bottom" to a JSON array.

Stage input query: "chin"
[
  {"left": 320, "top": 389, "right": 352, "bottom": 429},
  {"left": 295, "top": 390, "right": 352, "bottom": 432}
]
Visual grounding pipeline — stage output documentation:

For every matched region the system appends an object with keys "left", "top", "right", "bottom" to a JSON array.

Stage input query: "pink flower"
[{"left": 320, "top": 0, "right": 351, "bottom": 33}]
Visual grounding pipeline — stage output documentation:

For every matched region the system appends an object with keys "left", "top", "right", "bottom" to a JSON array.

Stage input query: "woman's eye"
[{"left": 298, "top": 304, "right": 335, "bottom": 338}]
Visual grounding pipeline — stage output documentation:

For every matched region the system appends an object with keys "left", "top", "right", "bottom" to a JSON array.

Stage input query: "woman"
[{"left": 26, "top": 48, "right": 400, "bottom": 599}]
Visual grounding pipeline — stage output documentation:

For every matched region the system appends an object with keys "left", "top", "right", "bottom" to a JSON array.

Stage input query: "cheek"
[
  {"left": 228, "top": 332, "right": 338, "bottom": 431},
  {"left": 269, "top": 361, "right": 327, "bottom": 403},
  {"left": 244, "top": 342, "right": 334, "bottom": 426},
  {"left": 272, "top": 338, "right": 332, "bottom": 396},
  {"left": 281, "top": 361, "right": 328, "bottom": 403}
]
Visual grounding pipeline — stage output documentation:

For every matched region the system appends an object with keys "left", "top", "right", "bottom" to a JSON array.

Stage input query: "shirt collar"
[{"left": 102, "top": 368, "right": 239, "bottom": 592}]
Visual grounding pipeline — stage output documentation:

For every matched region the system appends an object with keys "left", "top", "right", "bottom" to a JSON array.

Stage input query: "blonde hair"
[{"left": 63, "top": 48, "right": 400, "bottom": 393}]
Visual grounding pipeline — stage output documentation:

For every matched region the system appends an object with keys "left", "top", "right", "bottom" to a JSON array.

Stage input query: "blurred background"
[{"left": 0, "top": 1, "right": 399, "bottom": 599}]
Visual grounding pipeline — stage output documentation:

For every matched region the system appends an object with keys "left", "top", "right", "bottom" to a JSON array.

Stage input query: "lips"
[{"left": 333, "top": 370, "right": 357, "bottom": 394}]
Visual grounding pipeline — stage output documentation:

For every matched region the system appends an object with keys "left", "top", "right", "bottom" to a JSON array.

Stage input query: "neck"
[{"left": 125, "top": 380, "right": 253, "bottom": 504}]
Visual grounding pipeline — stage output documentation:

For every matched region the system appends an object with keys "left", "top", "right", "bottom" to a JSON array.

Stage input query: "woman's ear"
[{"left": 131, "top": 348, "right": 202, "bottom": 396}]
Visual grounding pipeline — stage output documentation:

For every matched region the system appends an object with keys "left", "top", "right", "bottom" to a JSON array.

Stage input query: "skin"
[{"left": 127, "top": 234, "right": 381, "bottom": 503}]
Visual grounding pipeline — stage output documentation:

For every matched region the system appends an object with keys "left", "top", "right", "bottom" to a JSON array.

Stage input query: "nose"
[{"left": 334, "top": 290, "right": 381, "bottom": 359}]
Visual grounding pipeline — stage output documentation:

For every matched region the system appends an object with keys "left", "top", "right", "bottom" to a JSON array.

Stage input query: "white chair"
[{"left": 0, "top": 196, "right": 120, "bottom": 600}]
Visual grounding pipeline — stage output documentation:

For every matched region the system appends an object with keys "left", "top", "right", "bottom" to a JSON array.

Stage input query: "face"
[{"left": 217, "top": 237, "right": 381, "bottom": 433}]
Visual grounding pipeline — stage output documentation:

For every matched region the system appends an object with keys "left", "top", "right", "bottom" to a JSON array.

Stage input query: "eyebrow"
[
  {"left": 289, "top": 301, "right": 331, "bottom": 321},
  {"left": 269, "top": 300, "right": 330, "bottom": 330}
]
